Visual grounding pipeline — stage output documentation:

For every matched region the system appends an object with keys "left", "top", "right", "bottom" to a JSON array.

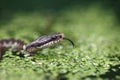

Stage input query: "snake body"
[{"left": 0, "top": 33, "right": 74, "bottom": 59}]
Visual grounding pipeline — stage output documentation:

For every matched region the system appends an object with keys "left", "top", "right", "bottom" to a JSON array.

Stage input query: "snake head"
[{"left": 25, "top": 33, "right": 74, "bottom": 53}]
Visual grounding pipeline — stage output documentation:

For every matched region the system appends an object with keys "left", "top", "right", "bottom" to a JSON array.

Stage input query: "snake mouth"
[{"left": 36, "top": 38, "right": 63, "bottom": 49}]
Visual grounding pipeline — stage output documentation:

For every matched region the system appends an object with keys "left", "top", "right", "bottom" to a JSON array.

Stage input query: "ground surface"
[{"left": 0, "top": 3, "right": 120, "bottom": 80}]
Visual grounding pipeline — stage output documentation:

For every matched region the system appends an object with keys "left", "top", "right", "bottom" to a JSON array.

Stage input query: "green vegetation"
[{"left": 0, "top": 3, "right": 120, "bottom": 80}]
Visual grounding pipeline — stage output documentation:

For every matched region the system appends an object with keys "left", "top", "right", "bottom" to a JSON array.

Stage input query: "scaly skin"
[{"left": 0, "top": 33, "right": 74, "bottom": 59}]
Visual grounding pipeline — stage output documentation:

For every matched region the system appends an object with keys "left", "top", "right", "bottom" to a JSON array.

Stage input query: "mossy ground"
[{"left": 0, "top": 3, "right": 120, "bottom": 80}]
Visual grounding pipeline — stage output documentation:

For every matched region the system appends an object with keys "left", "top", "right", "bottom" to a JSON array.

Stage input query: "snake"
[{"left": 0, "top": 33, "right": 74, "bottom": 59}]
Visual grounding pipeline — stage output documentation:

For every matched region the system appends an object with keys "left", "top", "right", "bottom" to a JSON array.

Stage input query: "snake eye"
[{"left": 59, "top": 35, "right": 63, "bottom": 38}]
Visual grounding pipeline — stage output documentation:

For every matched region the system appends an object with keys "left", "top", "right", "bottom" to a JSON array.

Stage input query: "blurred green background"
[
  {"left": 0, "top": 0, "right": 120, "bottom": 38},
  {"left": 0, "top": 0, "right": 120, "bottom": 80}
]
